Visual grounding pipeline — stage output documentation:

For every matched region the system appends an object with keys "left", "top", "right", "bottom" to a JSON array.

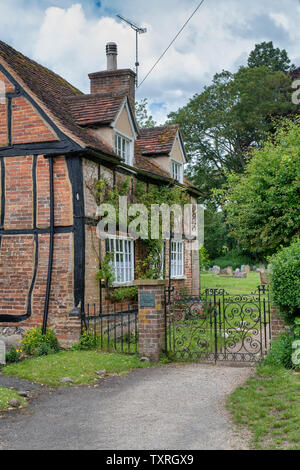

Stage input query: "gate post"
[{"left": 134, "top": 280, "right": 168, "bottom": 363}]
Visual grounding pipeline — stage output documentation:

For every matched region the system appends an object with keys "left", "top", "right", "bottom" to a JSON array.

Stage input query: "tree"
[
  {"left": 248, "top": 41, "right": 295, "bottom": 72},
  {"left": 135, "top": 98, "right": 157, "bottom": 128},
  {"left": 168, "top": 67, "right": 295, "bottom": 198},
  {"left": 203, "top": 202, "right": 232, "bottom": 260},
  {"left": 219, "top": 119, "right": 300, "bottom": 258}
]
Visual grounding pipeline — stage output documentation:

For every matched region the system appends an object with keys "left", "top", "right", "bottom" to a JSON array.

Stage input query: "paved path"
[{"left": 0, "top": 364, "right": 252, "bottom": 450}]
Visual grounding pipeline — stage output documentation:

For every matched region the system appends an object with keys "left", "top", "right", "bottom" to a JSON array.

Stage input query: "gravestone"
[
  {"left": 220, "top": 266, "right": 233, "bottom": 276},
  {"left": 244, "top": 265, "right": 251, "bottom": 274},
  {"left": 234, "top": 272, "right": 247, "bottom": 279},
  {"left": 257, "top": 265, "right": 265, "bottom": 273},
  {"left": 211, "top": 266, "right": 220, "bottom": 275}
]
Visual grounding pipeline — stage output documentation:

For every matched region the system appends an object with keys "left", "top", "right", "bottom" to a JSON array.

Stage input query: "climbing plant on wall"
[{"left": 86, "top": 174, "right": 190, "bottom": 291}]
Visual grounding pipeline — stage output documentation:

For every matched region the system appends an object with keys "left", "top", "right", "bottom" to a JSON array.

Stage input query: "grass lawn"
[
  {"left": 227, "top": 365, "right": 300, "bottom": 450},
  {"left": 1, "top": 350, "right": 163, "bottom": 387},
  {"left": 0, "top": 386, "right": 26, "bottom": 410},
  {"left": 200, "top": 271, "right": 261, "bottom": 294}
]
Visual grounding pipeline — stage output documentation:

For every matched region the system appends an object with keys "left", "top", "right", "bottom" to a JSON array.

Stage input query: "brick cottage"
[{"left": 0, "top": 41, "right": 201, "bottom": 346}]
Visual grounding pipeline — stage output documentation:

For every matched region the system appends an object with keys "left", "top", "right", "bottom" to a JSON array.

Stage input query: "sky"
[{"left": 0, "top": 0, "right": 300, "bottom": 124}]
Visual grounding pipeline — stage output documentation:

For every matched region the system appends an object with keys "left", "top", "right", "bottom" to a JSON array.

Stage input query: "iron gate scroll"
[{"left": 164, "top": 287, "right": 271, "bottom": 363}]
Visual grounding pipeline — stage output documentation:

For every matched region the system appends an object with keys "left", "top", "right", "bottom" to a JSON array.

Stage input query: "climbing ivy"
[{"left": 87, "top": 174, "right": 189, "bottom": 289}]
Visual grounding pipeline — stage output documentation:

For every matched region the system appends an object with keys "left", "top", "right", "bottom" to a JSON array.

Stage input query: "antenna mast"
[{"left": 116, "top": 14, "right": 147, "bottom": 87}]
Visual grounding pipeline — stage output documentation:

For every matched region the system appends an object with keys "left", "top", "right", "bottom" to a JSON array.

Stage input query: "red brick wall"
[
  {"left": 0, "top": 154, "right": 80, "bottom": 347},
  {"left": 11, "top": 96, "right": 58, "bottom": 144},
  {"left": 4, "top": 156, "right": 34, "bottom": 229},
  {"left": 89, "top": 69, "right": 136, "bottom": 108},
  {"left": 271, "top": 307, "right": 289, "bottom": 341},
  {"left": 0, "top": 100, "right": 7, "bottom": 147}
]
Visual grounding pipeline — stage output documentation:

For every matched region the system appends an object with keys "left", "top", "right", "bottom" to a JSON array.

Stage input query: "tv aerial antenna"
[{"left": 116, "top": 14, "right": 147, "bottom": 87}]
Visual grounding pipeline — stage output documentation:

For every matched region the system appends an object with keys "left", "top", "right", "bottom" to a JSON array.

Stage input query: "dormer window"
[
  {"left": 171, "top": 159, "right": 183, "bottom": 183},
  {"left": 115, "top": 132, "right": 133, "bottom": 166}
]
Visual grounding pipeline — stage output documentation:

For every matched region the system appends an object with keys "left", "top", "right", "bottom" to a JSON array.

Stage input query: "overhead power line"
[{"left": 138, "top": 0, "right": 206, "bottom": 88}]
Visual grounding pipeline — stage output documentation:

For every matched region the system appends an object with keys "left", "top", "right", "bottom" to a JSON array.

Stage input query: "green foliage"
[
  {"left": 109, "top": 286, "right": 138, "bottom": 302},
  {"left": 135, "top": 98, "right": 157, "bottom": 128},
  {"left": 199, "top": 246, "right": 210, "bottom": 270},
  {"left": 134, "top": 181, "right": 189, "bottom": 279},
  {"left": 22, "top": 327, "right": 60, "bottom": 356},
  {"left": 92, "top": 176, "right": 189, "bottom": 282},
  {"left": 248, "top": 41, "right": 295, "bottom": 72},
  {"left": 210, "top": 250, "right": 257, "bottom": 270},
  {"left": 292, "top": 317, "right": 300, "bottom": 339},
  {"left": 96, "top": 253, "right": 115, "bottom": 288},
  {"left": 263, "top": 333, "right": 294, "bottom": 369},
  {"left": 204, "top": 204, "right": 232, "bottom": 259},
  {"left": 5, "top": 346, "right": 21, "bottom": 363},
  {"left": 220, "top": 119, "right": 300, "bottom": 257},
  {"left": 269, "top": 239, "right": 300, "bottom": 324},
  {"left": 72, "top": 330, "right": 98, "bottom": 351},
  {"left": 168, "top": 67, "right": 295, "bottom": 198}
]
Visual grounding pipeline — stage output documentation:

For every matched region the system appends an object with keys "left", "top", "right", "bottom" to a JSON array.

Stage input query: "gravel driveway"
[{"left": 0, "top": 363, "right": 252, "bottom": 450}]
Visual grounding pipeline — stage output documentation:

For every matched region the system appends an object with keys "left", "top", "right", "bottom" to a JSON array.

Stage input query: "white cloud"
[{"left": 1, "top": 0, "right": 300, "bottom": 124}]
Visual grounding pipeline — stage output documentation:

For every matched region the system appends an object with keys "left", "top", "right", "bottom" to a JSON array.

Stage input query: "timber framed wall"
[{"left": 0, "top": 62, "right": 84, "bottom": 345}]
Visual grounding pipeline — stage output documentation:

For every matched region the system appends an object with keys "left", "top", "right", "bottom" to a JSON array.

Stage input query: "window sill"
[
  {"left": 171, "top": 276, "right": 187, "bottom": 281},
  {"left": 111, "top": 282, "right": 135, "bottom": 288}
]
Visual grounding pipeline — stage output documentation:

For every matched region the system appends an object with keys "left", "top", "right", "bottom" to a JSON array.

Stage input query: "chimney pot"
[{"left": 106, "top": 42, "right": 118, "bottom": 71}]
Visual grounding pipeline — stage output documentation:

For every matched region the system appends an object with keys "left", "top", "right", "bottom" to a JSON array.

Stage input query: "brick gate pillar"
[
  {"left": 271, "top": 306, "right": 289, "bottom": 341},
  {"left": 134, "top": 280, "right": 168, "bottom": 363}
]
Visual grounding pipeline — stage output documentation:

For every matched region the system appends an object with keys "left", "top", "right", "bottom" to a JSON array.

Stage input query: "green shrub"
[
  {"left": 109, "top": 286, "right": 138, "bottom": 302},
  {"left": 263, "top": 333, "right": 294, "bottom": 369},
  {"left": 5, "top": 346, "right": 21, "bottom": 363},
  {"left": 269, "top": 239, "right": 300, "bottom": 324},
  {"left": 72, "top": 330, "right": 98, "bottom": 351},
  {"left": 199, "top": 247, "right": 211, "bottom": 270},
  {"left": 292, "top": 317, "right": 300, "bottom": 339},
  {"left": 22, "top": 327, "right": 60, "bottom": 356}
]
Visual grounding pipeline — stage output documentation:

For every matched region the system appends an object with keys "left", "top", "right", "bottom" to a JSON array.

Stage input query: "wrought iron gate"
[{"left": 164, "top": 286, "right": 271, "bottom": 363}]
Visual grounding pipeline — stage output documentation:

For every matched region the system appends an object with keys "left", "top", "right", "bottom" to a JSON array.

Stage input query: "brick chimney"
[{"left": 89, "top": 43, "right": 136, "bottom": 108}]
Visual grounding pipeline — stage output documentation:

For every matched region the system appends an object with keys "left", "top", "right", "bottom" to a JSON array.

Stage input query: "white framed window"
[
  {"left": 115, "top": 132, "right": 133, "bottom": 166},
  {"left": 170, "top": 240, "right": 185, "bottom": 278},
  {"left": 171, "top": 160, "right": 183, "bottom": 183},
  {"left": 106, "top": 237, "right": 135, "bottom": 285}
]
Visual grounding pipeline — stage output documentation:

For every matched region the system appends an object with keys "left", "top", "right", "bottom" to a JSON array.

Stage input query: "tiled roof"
[
  {"left": 136, "top": 125, "right": 179, "bottom": 155},
  {"left": 134, "top": 144, "right": 171, "bottom": 179},
  {"left": 67, "top": 92, "right": 126, "bottom": 126},
  {"left": 0, "top": 41, "right": 201, "bottom": 194},
  {"left": 0, "top": 41, "right": 117, "bottom": 157}
]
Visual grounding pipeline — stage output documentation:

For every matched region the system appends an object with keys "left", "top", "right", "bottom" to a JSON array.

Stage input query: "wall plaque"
[{"left": 140, "top": 293, "right": 155, "bottom": 308}]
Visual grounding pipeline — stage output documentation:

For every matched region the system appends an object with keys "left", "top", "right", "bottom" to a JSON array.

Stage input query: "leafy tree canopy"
[
  {"left": 135, "top": 98, "right": 157, "bottom": 128},
  {"left": 248, "top": 41, "right": 295, "bottom": 72},
  {"left": 168, "top": 66, "right": 295, "bottom": 198},
  {"left": 219, "top": 119, "right": 300, "bottom": 258}
]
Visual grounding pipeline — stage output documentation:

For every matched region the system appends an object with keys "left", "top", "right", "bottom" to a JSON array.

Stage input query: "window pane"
[{"left": 106, "top": 237, "right": 134, "bottom": 284}]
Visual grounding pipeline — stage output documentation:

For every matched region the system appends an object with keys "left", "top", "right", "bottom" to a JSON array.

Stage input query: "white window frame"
[
  {"left": 171, "top": 159, "right": 183, "bottom": 184},
  {"left": 170, "top": 240, "right": 185, "bottom": 279},
  {"left": 106, "top": 237, "right": 135, "bottom": 285},
  {"left": 114, "top": 130, "right": 134, "bottom": 166},
  {"left": 159, "top": 242, "right": 165, "bottom": 280}
]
